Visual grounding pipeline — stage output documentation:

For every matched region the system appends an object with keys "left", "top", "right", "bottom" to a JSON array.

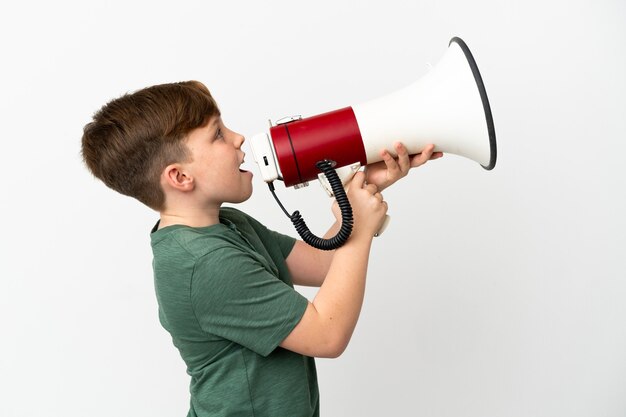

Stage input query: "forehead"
[
  {"left": 197, "top": 115, "right": 220, "bottom": 132},
  {"left": 207, "top": 115, "right": 221, "bottom": 127},
  {"left": 185, "top": 116, "right": 220, "bottom": 146},
  {"left": 199, "top": 115, "right": 221, "bottom": 134}
]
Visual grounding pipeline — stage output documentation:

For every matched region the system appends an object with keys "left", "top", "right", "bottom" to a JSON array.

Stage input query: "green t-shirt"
[{"left": 150, "top": 207, "right": 319, "bottom": 417}]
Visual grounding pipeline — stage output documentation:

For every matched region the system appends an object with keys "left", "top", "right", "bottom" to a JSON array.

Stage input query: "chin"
[{"left": 233, "top": 186, "right": 253, "bottom": 204}]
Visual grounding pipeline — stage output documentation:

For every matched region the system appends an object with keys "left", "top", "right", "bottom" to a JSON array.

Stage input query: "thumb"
[{"left": 350, "top": 171, "right": 366, "bottom": 189}]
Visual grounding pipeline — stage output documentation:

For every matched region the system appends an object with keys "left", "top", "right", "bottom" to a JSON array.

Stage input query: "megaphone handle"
[
  {"left": 375, "top": 214, "right": 391, "bottom": 237},
  {"left": 286, "top": 160, "right": 355, "bottom": 251}
]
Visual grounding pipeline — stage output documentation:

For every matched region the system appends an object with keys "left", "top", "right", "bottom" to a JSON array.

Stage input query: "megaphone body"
[
  {"left": 250, "top": 37, "right": 496, "bottom": 250},
  {"left": 251, "top": 37, "right": 496, "bottom": 190}
]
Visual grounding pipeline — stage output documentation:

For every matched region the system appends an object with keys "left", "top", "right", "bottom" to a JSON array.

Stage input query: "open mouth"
[{"left": 239, "top": 152, "right": 253, "bottom": 175}]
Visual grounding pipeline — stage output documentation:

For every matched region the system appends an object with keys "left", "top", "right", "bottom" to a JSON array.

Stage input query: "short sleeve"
[
  {"left": 255, "top": 225, "right": 296, "bottom": 259},
  {"left": 190, "top": 246, "right": 308, "bottom": 357},
  {"left": 235, "top": 210, "right": 297, "bottom": 259}
]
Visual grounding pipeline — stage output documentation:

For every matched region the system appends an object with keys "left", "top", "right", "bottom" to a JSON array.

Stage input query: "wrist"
[{"left": 345, "top": 230, "right": 375, "bottom": 247}]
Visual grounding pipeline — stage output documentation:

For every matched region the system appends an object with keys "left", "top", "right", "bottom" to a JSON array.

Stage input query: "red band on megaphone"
[{"left": 270, "top": 107, "right": 366, "bottom": 187}]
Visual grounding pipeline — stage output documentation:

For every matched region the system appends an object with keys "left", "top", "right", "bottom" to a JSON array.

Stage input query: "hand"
[
  {"left": 364, "top": 143, "right": 443, "bottom": 192},
  {"left": 345, "top": 171, "right": 388, "bottom": 240}
]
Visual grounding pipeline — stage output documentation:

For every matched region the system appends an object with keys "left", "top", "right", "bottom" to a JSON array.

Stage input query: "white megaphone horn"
[{"left": 251, "top": 37, "right": 496, "bottom": 250}]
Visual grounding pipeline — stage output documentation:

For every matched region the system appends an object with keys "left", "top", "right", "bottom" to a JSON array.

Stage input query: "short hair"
[{"left": 81, "top": 81, "right": 220, "bottom": 211}]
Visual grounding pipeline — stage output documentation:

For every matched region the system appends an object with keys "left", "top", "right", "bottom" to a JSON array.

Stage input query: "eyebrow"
[
  {"left": 209, "top": 117, "right": 221, "bottom": 138},
  {"left": 207, "top": 117, "right": 219, "bottom": 133}
]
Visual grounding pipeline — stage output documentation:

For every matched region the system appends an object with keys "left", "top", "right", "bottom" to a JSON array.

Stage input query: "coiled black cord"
[{"left": 268, "top": 160, "right": 353, "bottom": 251}]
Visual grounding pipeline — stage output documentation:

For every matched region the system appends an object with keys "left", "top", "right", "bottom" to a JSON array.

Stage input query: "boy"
[{"left": 81, "top": 80, "right": 440, "bottom": 416}]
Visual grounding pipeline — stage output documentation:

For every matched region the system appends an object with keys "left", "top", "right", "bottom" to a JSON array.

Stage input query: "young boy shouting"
[{"left": 81, "top": 80, "right": 440, "bottom": 417}]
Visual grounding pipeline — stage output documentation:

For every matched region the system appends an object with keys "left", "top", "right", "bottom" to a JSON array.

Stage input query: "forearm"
[
  {"left": 280, "top": 171, "right": 386, "bottom": 358},
  {"left": 316, "top": 219, "right": 340, "bottom": 271},
  {"left": 310, "top": 235, "right": 372, "bottom": 354},
  {"left": 288, "top": 219, "right": 340, "bottom": 287},
  {"left": 305, "top": 218, "right": 344, "bottom": 285}
]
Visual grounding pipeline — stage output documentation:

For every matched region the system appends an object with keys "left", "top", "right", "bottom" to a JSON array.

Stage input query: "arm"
[
  {"left": 280, "top": 172, "right": 387, "bottom": 358},
  {"left": 287, "top": 142, "right": 442, "bottom": 288},
  {"left": 286, "top": 220, "right": 339, "bottom": 287}
]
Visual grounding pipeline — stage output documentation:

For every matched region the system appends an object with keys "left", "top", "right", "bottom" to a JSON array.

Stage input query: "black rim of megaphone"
[{"left": 449, "top": 37, "right": 497, "bottom": 170}]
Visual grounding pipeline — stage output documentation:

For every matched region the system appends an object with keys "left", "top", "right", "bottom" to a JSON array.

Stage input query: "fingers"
[
  {"left": 360, "top": 182, "right": 384, "bottom": 205},
  {"left": 416, "top": 144, "right": 435, "bottom": 165},
  {"left": 381, "top": 143, "right": 442, "bottom": 171},
  {"left": 394, "top": 142, "right": 411, "bottom": 174},
  {"left": 366, "top": 184, "right": 383, "bottom": 202},
  {"left": 380, "top": 142, "right": 411, "bottom": 175},
  {"left": 423, "top": 144, "right": 443, "bottom": 159},
  {"left": 351, "top": 171, "right": 367, "bottom": 189},
  {"left": 352, "top": 173, "right": 383, "bottom": 202},
  {"left": 349, "top": 177, "right": 387, "bottom": 239},
  {"left": 380, "top": 148, "right": 401, "bottom": 176},
  {"left": 364, "top": 183, "right": 378, "bottom": 194},
  {"left": 409, "top": 144, "right": 439, "bottom": 168}
]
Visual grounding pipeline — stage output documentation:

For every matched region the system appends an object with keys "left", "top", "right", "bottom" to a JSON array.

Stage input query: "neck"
[{"left": 159, "top": 203, "right": 221, "bottom": 229}]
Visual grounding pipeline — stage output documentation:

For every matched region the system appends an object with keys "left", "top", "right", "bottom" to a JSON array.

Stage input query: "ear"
[{"left": 162, "top": 163, "right": 195, "bottom": 192}]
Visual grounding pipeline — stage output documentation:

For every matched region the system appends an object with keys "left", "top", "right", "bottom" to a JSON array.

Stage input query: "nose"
[{"left": 234, "top": 132, "right": 245, "bottom": 148}]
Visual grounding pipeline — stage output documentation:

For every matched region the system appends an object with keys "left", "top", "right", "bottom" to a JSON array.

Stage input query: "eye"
[{"left": 215, "top": 128, "right": 224, "bottom": 140}]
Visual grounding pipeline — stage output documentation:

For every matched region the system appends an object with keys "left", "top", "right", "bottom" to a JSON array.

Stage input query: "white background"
[{"left": 1, "top": 1, "right": 625, "bottom": 416}]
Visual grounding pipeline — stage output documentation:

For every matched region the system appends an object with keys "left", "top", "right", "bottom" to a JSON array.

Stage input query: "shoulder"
[
  {"left": 151, "top": 223, "right": 235, "bottom": 262},
  {"left": 220, "top": 206, "right": 263, "bottom": 227},
  {"left": 221, "top": 207, "right": 296, "bottom": 255},
  {"left": 220, "top": 207, "right": 272, "bottom": 239}
]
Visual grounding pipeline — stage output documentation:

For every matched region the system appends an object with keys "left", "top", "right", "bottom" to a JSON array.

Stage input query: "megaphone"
[{"left": 251, "top": 37, "right": 496, "bottom": 250}]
